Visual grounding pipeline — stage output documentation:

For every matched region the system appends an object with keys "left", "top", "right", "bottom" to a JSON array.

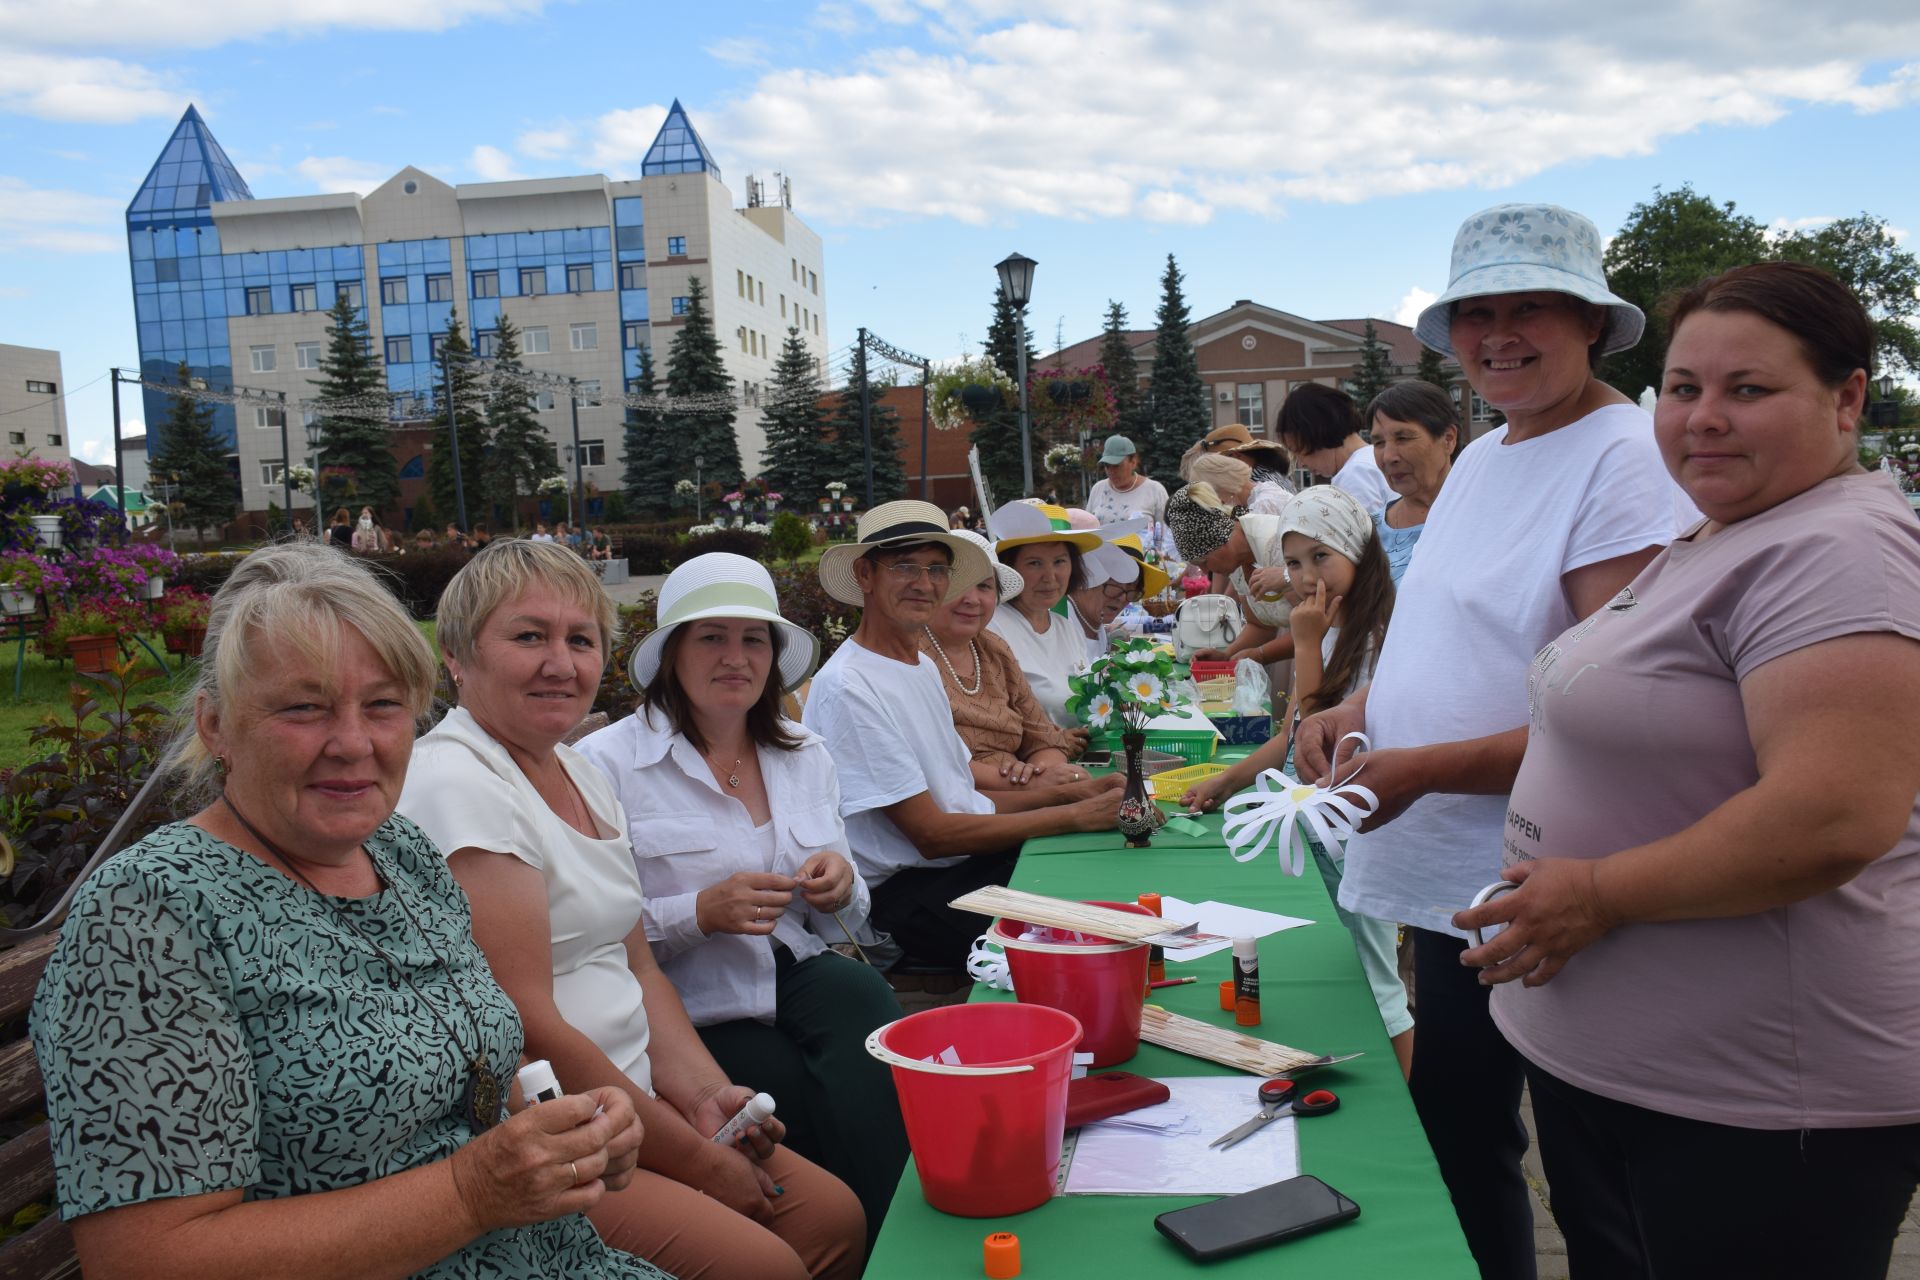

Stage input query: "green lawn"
[{"left": 0, "top": 638, "right": 198, "bottom": 772}]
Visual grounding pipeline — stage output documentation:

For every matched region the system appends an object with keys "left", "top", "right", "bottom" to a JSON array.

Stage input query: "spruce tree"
[
  {"left": 310, "top": 291, "right": 398, "bottom": 517},
  {"left": 1146, "top": 254, "right": 1208, "bottom": 479},
  {"left": 661, "top": 277, "right": 741, "bottom": 491},
  {"left": 972, "top": 283, "right": 1032, "bottom": 498},
  {"left": 1096, "top": 300, "right": 1149, "bottom": 445},
  {"left": 1349, "top": 320, "right": 1394, "bottom": 416},
  {"left": 484, "top": 314, "right": 559, "bottom": 530},
  {"left": 1415, "top": 345, "right": 1452, "bottom": 391},
  {"left": 620, "top": 345, "right": 676, "bottom": 517},
  {"left": 151, "top": 361, "right": 238, "bottom": 541},
  {"left": 761, "top": 326, "right": 832, "bottom": 502},
  {"left": 822, "top": 344, "right": 906, "bottom": 506},
  {"left": 425, "top": 318, "right": 489, "bottom": 530}
]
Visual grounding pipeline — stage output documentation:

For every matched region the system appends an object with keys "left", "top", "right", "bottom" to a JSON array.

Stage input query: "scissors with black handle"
[{"left": 1208, "top": 1077, "right": 1341, "bottom": 1151}]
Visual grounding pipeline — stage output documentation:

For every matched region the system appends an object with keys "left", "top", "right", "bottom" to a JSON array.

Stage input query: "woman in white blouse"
[
  {"left": 577, "top": 553, "right": 907, "bottom": 1247},
  {"left": 982, "top": 500, "right": 1103, "bottom": 727},
  {"left": 399, "top": 541, "right": 865, "bottom": 1280}
]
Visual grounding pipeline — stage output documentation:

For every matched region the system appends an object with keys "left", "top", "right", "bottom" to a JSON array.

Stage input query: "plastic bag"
[{"left": 1232, "top": 658, "right": 1271, "bottom": 716}]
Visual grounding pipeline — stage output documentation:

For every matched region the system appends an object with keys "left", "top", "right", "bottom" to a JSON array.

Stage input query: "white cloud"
[
  {"left": 1393, "top": 286, "right": 1437, "bottom": 328},
  {"left": 295, "top": 155, "right": 395, "bottom": 195},
  {"left": 76, "top": 435, "right": 116, "bottom": 465},
  {"left": 516, "top": 127, "right": 576, "bottom": 159},
  {"left": 706, "top": 36, "right": 770, "bottom": 67},
  {"left": 0, "top": 0, "right": 551, "bottom": 49},
  {"left": 0, "top": 178, "right": 125, "bottom": 253},
  {"left": 468, "top": 144, "right": 525, "bottom": 182},
  {"left": 1137, "top": 190, "right": 1212, "bottom": 225},
  {"left": 0, "top": 50, "right": 184, "bottom": 122}
]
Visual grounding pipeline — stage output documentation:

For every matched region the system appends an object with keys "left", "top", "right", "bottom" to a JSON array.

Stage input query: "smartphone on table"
[{"left": 1154, "top": 1174, "right": 1360, "bottom": 1262}]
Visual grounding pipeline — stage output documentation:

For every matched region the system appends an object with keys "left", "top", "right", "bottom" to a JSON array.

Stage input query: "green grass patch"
[{"left": 0, "top": 637, "right": 196, "bottom": 772}]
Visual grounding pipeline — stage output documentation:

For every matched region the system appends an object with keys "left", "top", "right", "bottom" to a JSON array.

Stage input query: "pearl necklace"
[{"left": 924, "top": 626, "right": 982, "bottom": 697}]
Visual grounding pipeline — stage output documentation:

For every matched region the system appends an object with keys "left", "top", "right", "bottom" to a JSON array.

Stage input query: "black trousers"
[
  {"left": 1526, "top": 1059, "right": 1920, "bottom": 1279},
  {"left": 868, "top": 850, "right": 1017, "bottom": 969},
  {"left": 1408, "top": 927, "right": 1537, "bottom": 1280}
]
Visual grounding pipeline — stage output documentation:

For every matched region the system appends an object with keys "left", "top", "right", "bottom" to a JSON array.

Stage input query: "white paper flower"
[
  {"left": 1087, "top": 692, "right": 1116, "bottom": 727},
  {"left": 1128, "top": 672, "right": 1164, "bottom": 704},
  {"left": 1123, "top": 646, "right": 1158, "bottom": 666},
  {"left": 1220, "top": 732, "right": 1380, "bottom": 877}
]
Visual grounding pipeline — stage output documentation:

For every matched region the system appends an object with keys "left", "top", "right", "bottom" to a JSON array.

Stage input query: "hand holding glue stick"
[
  {"left": 712, "top": 1092, "right": 777, "bottom": 1147},
  {"left": 505, "top": 1060, "right": 644, "bottom": 1195}
]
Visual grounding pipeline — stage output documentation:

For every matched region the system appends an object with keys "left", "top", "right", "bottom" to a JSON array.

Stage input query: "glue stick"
[
  {"left": 1138, "top": 892, "right": 1166, "bottom": 985},
  {"left": 516, "top": 1059, "right": 564, "bottom": 1105},
  {"left": 712, "top": 1092, "right": 776, "bottom": 1146},
  {"left": 1232, "top": 937, "right": 1261, "bottom": 1026}
]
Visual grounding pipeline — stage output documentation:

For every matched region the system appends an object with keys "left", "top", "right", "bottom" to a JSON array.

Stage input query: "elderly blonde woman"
[
  {"left": 576, "top": 553, "right": 907, "bottom": 1244},
  {"left": 31, "top": 543, "right": 660, "bottom": 1280},
  {"left": 983, "top": 500, "right": 1103, "bottom": 727},
  {"left": 399, "top": 541, "right": 864, "bottom": 1280},
  {"left": 1187, "top": 450, "right": 1291, "bottom": 518}
]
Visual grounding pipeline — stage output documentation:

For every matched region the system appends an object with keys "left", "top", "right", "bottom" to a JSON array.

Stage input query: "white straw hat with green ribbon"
[{"left": 629, "top": 553, "right": 820, "bottom": 693}]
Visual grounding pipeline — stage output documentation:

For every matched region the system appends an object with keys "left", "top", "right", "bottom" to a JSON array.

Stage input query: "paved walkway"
[{"left": 603, "top": 573, "right": 665, "bottom": 608}]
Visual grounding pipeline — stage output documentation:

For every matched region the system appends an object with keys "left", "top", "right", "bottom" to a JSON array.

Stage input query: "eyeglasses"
[
  {"left": 1099, "top": 582, "right": 1135, "bottom": 599},
  {"left": 882, "top": 561, "right": 953, "bottom": 586}
]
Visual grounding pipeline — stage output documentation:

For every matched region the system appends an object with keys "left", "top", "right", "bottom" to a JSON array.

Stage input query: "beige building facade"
[{"left": 0, "top": 345, "right": 71, "bottom": 465}]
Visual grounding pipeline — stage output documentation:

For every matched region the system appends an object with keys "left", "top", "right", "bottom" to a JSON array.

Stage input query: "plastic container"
[
  {"left": 993, "top": 900, "right": 1152, "bottom": 1068},
  {"left": 1087, "top": 729, "right": 1219, "bottom": 766},
  {"left": 865, "top": 1003, "right": 1084, "bottom": 1217},
  {"left": 1146, "top": 761, "right": 1231, "bottom": 802},
  {"left": 1188, "top": 658, "right": 1237, "bottom": 682}
]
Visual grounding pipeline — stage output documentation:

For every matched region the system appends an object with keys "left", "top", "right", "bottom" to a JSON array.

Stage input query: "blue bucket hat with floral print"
[{"left": 1414, "top": 203, "right": 1645, "bottom": 359}]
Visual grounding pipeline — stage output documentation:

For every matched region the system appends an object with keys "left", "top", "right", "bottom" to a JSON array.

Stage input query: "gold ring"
[{"left": 568, "top": 1160, "right": 579, "bottom": 1184}]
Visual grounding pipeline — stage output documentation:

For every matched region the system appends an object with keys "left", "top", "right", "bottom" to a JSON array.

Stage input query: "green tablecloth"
[{"left": 865, "top": 794, "right": 1476, "bottom": 1278}]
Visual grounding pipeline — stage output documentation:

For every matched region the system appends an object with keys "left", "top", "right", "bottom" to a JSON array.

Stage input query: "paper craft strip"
[
  {"left": 947, "top": 886, "right": 1222, "bottom": 949},
  {"left": 1138, "top": 1005, "right": 1337, "bottom": 1077},
  {"left": 1219, "top": 730, "right": 1379, "bottom": 877}
]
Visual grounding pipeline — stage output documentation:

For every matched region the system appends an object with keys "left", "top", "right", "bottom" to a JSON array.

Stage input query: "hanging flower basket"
[
  {"left": 818, "top": 497, "right": 832, "bottom": 512},
  {"left": 1, "top": 588, "right": 36, "bottom": 617},
  {"left": 30, "top": 515, "right": 62, "bottom": 552},
  {"left": 142, "top": 575, "right": 167, "bottom": 601}
]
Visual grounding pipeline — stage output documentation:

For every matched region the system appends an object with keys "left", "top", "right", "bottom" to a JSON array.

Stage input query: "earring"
[{"left": 215, "top": 754, "right": 229, "bottom": 778}]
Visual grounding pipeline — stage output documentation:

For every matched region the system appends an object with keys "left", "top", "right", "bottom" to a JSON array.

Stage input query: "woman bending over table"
[{"left": 400, "top": 540, "right": 864, "bottom": 1280}]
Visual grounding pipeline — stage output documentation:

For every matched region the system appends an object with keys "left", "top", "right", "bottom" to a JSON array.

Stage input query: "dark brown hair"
[
  {"left": 641, "top": 622, "right": 805, "bottom": 754},
  {"left": 1664, "top": 261, "right": 1873, "bottom": 389},
  {"left": 1297, "top": 532, "right": 1395, "bottom": 721},
  {"left": 997, "top": 540, "right": 1088, "bottom": 594},
  {"left": 1276, "top": 382, "right": 1362, "bottom": 452},
  {"left": 1365, "top": 380, "right": 1463, "bottom": 460}
]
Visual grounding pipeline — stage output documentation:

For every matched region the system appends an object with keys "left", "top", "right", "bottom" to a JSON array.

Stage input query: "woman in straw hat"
[
  {"left": 983, "top": 500, "right": 1105, "bottom": 729},
  {"left": 1066, "top": 527, "right": 1170, "bottom": 662},
  {"left": 576, "top": 554, "right": 908, "bottom": 1245},
  {"left": 1293, "top": 203, "right": 1695, "bottom": 1280},
  {"left": 400, "top": 540, "right": 864, "bottom": 1280}
]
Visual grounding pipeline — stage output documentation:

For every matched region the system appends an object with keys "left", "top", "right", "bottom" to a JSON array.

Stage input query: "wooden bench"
[{"left": 0, "top": 932, "right": 77, "bottom": 1278}]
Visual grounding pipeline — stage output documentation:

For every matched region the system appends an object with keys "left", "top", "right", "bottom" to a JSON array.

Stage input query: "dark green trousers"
[{"left": 698, "top": 947, "right": 909, "bottom": 1247}]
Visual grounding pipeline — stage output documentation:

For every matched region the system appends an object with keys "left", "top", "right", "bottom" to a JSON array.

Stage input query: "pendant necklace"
[
  {"left": 220, "top": 795, "right": 504, "bottom": 1133},
  {"left": 923, "top": 626, "right": 982, "bottom": 696},
  {"left": 725, "top": 758, "right": 743, "bottom": 788}
]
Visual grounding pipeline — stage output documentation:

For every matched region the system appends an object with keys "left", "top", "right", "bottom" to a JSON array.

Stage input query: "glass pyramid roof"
[
  {"left": 127, "top": 104, "right": 254, "bottom": 227},
  {"left": 642, "top": 100, "right": 720, "bottom": 180}
]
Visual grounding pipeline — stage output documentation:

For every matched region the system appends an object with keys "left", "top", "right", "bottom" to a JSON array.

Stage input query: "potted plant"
[
  {"left": 128, "top": 544, "right": 181, "bottom": 601},
  {"left": 45, "top": 604, "right": 120, "bottom": 673},
  {"left": 159, "top": 590, "right": 212, "bottom": 657},
  {"left": 818, "top": 494, "right": 832, "bottom": 512},
  {"left": 724, "top": 490, "right": 744, "bottom": 512},
  {"left": 0, "top": 551, "right": 63, "bottom": 617}
]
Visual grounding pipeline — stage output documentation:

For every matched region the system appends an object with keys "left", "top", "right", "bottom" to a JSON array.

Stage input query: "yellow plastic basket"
[{"left": 1146, "top": 762, "right": 1231, "bottom": 802}]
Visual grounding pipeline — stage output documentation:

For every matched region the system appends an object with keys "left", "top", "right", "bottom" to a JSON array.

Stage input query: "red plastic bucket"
[
  {"left": 994, "top": 900, "right": 1151, "bottom": 1068},
  {"left": 865, "top": 1003, "right": 1082, "bottom": 1217}
]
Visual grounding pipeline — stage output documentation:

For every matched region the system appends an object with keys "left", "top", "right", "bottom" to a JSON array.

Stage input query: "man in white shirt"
[
  {"left": 1276, "top": 383, "right": 1394, "bottom": 514},
  {"left": 806, "top": 501, "right": 1124, "bottom": 968},
  {"left": 1086, "top": 434, "right": 1170, "bottom": 526}
]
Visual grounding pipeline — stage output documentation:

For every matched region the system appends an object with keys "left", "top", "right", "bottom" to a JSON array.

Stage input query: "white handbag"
[{"left": 1171, "top": 594, "right": 1244, "bottom": 661}]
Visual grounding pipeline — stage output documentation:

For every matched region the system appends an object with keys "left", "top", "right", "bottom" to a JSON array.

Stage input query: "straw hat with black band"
[
  {"left": 629, "top": 553, "right": 821, "bottom": 693},
  {"left": 818, "top": 499, "right": 996, "bottom": 607}
]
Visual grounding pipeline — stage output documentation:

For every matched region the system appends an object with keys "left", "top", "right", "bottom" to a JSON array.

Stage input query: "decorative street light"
[
  {"left": 1874, "top": 372, "right": 1900, "bottom": 428},
  {"left": 996, "top": 252, "right": 1038, "bottom": 496},
  {"left": 694, "top": 454, "right": 706, "bottom": 522}
]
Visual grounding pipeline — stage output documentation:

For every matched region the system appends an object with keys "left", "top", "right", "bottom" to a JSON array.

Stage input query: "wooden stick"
[
  {"left": 1137, "top": 1006, "right": 1326, "bottom": 1076},
  {"left": 947, "top": 886, "right": 1220, "bottom": 948}
]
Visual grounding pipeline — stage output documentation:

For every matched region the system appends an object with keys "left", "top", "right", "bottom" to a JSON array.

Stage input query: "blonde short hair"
[
  {"left": 164, "top": 542, "right": 438, "bottom": 803},
  {"left": 1186, "top": 452, "right": 1253, "bottom": 500},
  {"left": 435, "top": 537, "right": 618, "bottom": 667},
  {"left": 1183, "top": 481, "right": 1230, "bottom": 512}
]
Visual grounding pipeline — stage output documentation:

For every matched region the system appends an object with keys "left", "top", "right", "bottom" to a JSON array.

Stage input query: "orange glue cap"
[{"left": 984, "top": 1230, "right": 1021, "bottom": 1278}]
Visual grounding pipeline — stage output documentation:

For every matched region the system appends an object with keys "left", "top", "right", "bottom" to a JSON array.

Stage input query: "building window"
[
  {"left": 337, "top": 281, "right": 363, "bottom": 308},
  {"left": 24, "top": 380, "right": 55, "bottom": 394},
  {"left": 1236, "top": 383, "right": 1264, "bottom": 429},
  {"left": 525, "top": 326, "right": 549, "bottom": 354},
  {"left": 253, "top": 406, "right": 284, "bottom": 430},
  {"left": 6, "top": 432, "right": 23, "bottom": 446},
  {"left": 566, "top": 264, "right": 594, "bottom": 294},
  {"left": 386, "top": 335, "right": 413, "bottom": 363},
  {"left": 757, "top": 281, "right": 765, "bottom": 305},
  {"left": 296, "top": 341, "right": 321, "bottom": 370},
  {"left": 623, "top": 322, "right": 645, "bottom": 349},
  {"left": 671, "top": 296, "right": 691, "bottom": 316},
  {"left": 530, "top": 390, "right": 556, "bottom": 412},
  {"left": 737, "top": 270, "right": 745, "bottom": 297},
  {"left": 619, "top": 263, "right": 645, "bottom": 290},
  {"left": 737, "top": 326, "right": 748, "bottom": 353},
  {"left": 1470, "top": 391, "right": 1492, "bottom": 420},
  {"left": 580, "top": 439, "right": 606, "bottom": 467},
  {"left": 472, "top": 269, "right": 499, "bottom": 298},
  {"left": 429, "top": 333, "right": 449, "bottom": 359},
  {"left": 578, "top": 380, "right": 602, "bottom": 405},
  {"left": 475, "top": 330, "right": 498, "bottom": 359},
  {"left": 520, "top": 267, "right": 547, "bottom": 296},
  {"left": 570, "top": 323, "right": 598, "bottom": 351},
  {"left": 250, "top": 345, "right": 276, "bottom": 373},
  {"left": 381, "top": 277, "right": 408, "bottom": 305},
  {"left": 810, "top": 269, "right": 818, "bottom": 294},
  {"left": 246, "top": 286, "right": 272, "bottom": 315},
  {"left": 260, "top": 461, "right": 286, "bottom": 486},
  {"left": 667, "top": 236, "right": 686, "bottom": 256},
  {"left": 792, "top": 258, "right": 798, "bottom": 281},
  {"left": 780, "top": 295, "right": 786, "bottom": 318},
  {"left": 47, "top": 433, "right": 61, "bottom": 447},
  {"left": 290, "top": 283, "right": 318, "bottom": 312},
  {"left": 426, "top": 274, "right": 454, "bottom": 303}
]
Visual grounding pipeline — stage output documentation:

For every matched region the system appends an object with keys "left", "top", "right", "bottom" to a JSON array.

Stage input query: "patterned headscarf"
[
  {"left": 1166, "top": 483, "right": 1244, "bottom": 564},
  {"left": 1276, "top": 485, "right": 1375, "bottom": 566}
]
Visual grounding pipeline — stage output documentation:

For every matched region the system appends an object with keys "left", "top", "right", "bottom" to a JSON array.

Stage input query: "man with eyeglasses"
[{"left": 807, "top": 501, "right": 1125, "bottom": 968}]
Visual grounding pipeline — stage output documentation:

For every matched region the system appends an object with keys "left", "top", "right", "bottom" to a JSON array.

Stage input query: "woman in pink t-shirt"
[{"left": 1458, "top": 262, "right": 1920, "bottom": 1279}]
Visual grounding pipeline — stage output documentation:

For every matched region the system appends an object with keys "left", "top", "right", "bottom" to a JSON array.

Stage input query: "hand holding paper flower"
[{"left": 1220, "top": 732, "right": 1380, "bottom": 877}]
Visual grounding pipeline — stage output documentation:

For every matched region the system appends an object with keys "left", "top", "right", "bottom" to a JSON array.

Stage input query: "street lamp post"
[
  {"left": 995, "top": 253, "right": 1038, "bottom": 497},
  {"left": 695, "top": 454, "right": 705, "bottom": 522},
  {"left": 1874, "top": 372, "right": 1899, "bottom": 428}
]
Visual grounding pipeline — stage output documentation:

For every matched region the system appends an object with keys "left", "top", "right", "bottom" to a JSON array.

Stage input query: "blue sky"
[{"left": 4, "top": 0, "right": 1920, "bottom": 465}]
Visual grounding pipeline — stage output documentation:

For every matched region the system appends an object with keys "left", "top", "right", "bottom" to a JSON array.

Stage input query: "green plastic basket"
[{"left": 1087, "top": 728, "right": 1218, "bottom": 766}]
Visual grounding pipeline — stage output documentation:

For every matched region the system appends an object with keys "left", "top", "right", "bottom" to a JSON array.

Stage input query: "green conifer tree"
[
  {"left": 425, "top": 318, "right": 489, "bottom": 529},
  {"left": 972, "top": 283, "right": 1033, "bottom": 497},
  {"left": 151, "top": 361, "right": 238, "bottom": 541},
  {"left": 760, "top": 326, "right": 832, "bottom": 502},
  {"left": 822, "top": 344, "right": 907, "bottom": 506},
  {"left": 621, "top": 345, "right": 677, "bottom": 517},
  {"left": 483, "top": 314, "right": 559, "bottom": 530},
  {"left": 1415, "top": 344, "right": 1451, "bottom": 391},
  {"left": 1096, "top": 300, "right": 1149, "bottom": 445},
  {"left": 661, "top": 278, "right": 742, "bottom": 491},
  {"left": 309, "top": 291, "right": 398, "bottom": 517},
  {"left": 1146, "top": 254, "right": 1208, "bottom": 479},
  {"left": 1349, "top": 320, "right": 1395, "bottom": 416}
]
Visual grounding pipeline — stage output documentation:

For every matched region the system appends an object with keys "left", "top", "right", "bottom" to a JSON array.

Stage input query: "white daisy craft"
[{"left": 1220, "top": 732, "right": 1380, "bottom": 877}]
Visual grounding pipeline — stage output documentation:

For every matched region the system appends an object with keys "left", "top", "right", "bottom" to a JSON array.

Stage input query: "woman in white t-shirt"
[
  {"left": 1275, "top": 383, "right": 1393, "bottom": 515},
  {"left": 399, "top": 541, "right": 864, "bottom": 1280},
  {"left": 982, "top": 501, "right": 1103, "bottom": 728},
  {"left": 1293, "top": 203, "right": 1690, "bottom": 1280}
]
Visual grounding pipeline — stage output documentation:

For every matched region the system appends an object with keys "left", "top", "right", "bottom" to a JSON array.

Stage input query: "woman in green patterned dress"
[{"left": 29, "top": 543, "right": 671, "bottom": 1280}]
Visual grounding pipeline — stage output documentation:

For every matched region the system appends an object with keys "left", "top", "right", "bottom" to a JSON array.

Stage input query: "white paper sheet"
[
  {"left": 1160, "top": 896, "right": 1314, "bottom": 963},
  {"left": 1062, "top": 1076, "right": 1300, "bottom": 1195}
]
